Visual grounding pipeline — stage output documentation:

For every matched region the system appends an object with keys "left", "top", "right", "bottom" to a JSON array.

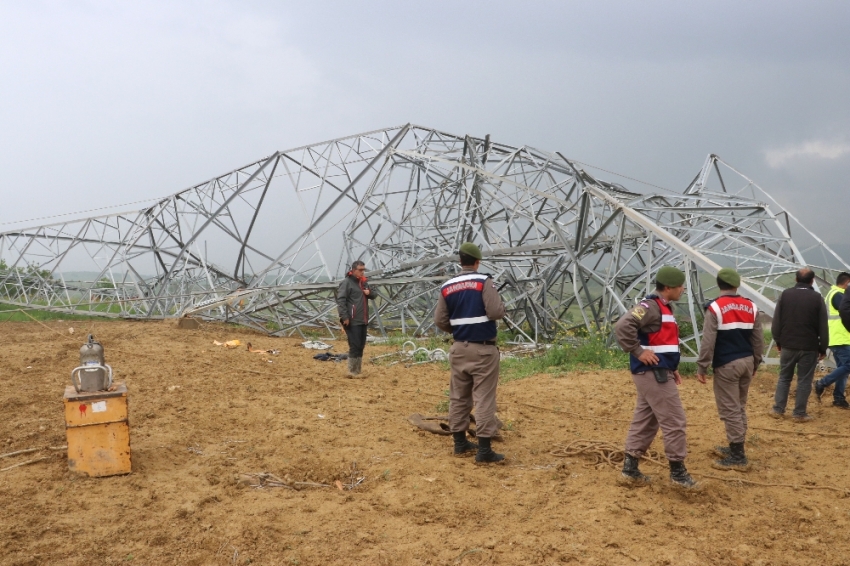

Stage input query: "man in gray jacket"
[
  {"left": 336, "top": 260, "right": 375, "bottom": 377},
  {"left": 771, "top": 268, "right": 829, "bottom": 422}
]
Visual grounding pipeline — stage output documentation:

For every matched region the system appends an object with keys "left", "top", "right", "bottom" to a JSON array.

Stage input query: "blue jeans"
[{"left": 818, "top": 345, "right": 850, "bottom": 403}]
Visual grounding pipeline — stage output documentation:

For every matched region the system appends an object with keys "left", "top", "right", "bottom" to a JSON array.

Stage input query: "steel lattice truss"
[{"left": 1, "top": 124, "right": 848, "bottom": 357}]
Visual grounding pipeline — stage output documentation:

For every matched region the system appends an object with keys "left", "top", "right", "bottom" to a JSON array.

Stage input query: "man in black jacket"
[
  {"left": 336, "top": 260, "right": 376, "bottom": 377},
  {"left": 771, "top": 268, "right": 829, "bottom": 422}
]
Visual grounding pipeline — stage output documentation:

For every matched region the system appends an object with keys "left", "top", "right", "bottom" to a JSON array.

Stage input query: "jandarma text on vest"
[
  {"left": 719, "top": 303, "right": 754, "bottom": 315},
  {"left": 442, "top": 280, "right": 484, "bottom": 296}
]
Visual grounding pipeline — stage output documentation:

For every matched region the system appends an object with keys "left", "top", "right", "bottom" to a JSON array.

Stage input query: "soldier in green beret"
[
  {"left": 434, "top": 242, "right": 507, "bottom": 464},
  {"left": 696, "top": 268, "right": 763, "bottom": 471},
  {"left": 614, "top": 265, "right": 697, "bottom": 488}
]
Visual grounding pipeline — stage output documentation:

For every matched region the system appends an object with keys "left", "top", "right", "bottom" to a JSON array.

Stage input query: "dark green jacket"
[{"left": 336, "top": 274, "right": 375, "bottom": 325}]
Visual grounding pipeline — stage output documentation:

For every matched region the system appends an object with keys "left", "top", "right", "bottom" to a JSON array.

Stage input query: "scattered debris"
[
  {"left": 371, "top": 341, "right": 448, "bottom": 367},
  {"left": 237, "top": 473, "right": 331, "bottom": 490},
  {"left": 1, "top": 457, "right": 48, "bottom": 472},
  {"left": 344, "top": 461, "right": 366, "bottom": 490},
  {"left": 68, "top": 327, "right": 75, "bottom": 334},
  {"left": 408, "top": 413, "right": 451, "bottom": 436},
  {"left": 246, "top": 342, "right": 280, "bottom": 355},
  {"left": 0, "top": 445, "right": 66, "bottom": 473},
  {"left": 499, "top": 343, "right": 550, "bottom": 360},
  {"left": 239, "top": 463, "right": 365, "bottom": 492},
  {"left": 213, "top": 339, "right": 241, "bottom": 348},
  {"left": 302, "top": 340, "right": 332, "bottom": 350},
  {"left": 313, "top": 352, "right": 348, "bottom": 362}
]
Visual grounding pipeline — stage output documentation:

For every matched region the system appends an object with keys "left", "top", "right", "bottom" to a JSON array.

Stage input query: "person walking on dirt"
[
  {"left": 614, "top": 266, "right": 697, "bottom": 489},
  {"left": 814, "top": 272, "right": 850, "bottom": 409},
  {"left": 434, "top": 242, "right": 507, "bottom": 464},
  {"left": 336, "top": 260, "right": 375, "bottom": 377},
  {"left": 696, "top": 268, "right": 763, "bottom": 471},
  {"left": 771, "top": 268, "right": 828, "bottom": 422}
]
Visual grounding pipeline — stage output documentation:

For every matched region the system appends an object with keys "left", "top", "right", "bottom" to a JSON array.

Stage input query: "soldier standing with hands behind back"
[
  {"left": 696, "top": 268, "right": 763, "bottom": 471},
  {"left": 614, "top": 266, "right": 697, "bottom": 489},
  {"left": 434, "top": 242, "right": 507, "bottom": 464}
]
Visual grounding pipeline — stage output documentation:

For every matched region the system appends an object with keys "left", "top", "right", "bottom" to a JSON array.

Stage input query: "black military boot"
[
  {"left": 452, "top": 431, "right": 478, "bottom": 457},
  {"left": 474, "top": 437, "right": 505, "bottom": 464},
  {"left": 669, "top": 460, "right": 698, "bottom": 488},
  {"left": 712, "top": 442, "right": 749, "bottom": 471},
  {"left": 620, "top": 453, "right": 651, "bottom": 485}
]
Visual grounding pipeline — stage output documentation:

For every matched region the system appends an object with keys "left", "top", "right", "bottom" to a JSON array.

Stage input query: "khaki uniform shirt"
[{"left": 614, "top": 296, "right": 667, "bottom": 359}]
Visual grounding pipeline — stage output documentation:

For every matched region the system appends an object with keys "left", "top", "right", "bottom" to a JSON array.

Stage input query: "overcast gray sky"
[{"left": 2, "top": 1, "right": 849, "bottom": 260}]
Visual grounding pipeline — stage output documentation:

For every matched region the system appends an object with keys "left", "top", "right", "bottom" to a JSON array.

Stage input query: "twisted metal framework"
[{"left": 1, "top": 124, "right": 847, "bottom": 357}]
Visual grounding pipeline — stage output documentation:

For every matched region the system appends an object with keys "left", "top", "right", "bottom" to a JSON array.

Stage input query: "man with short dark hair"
[
  {"left": 814, "top": 272, "right": 850, "bottom": 409},
  {"left": 697, "top": 268, "right": 763, "bottom": 471},
  {"left": 434, "top": 242, "right": 507, "bottom": 464},
  {"left": 771, "top": 268, "right": 829, "bottom": 422},
  {"left": 336, "top": 260, "right": 375, "bottom": 377},
  {"left": 614, "top": 266, "right": 697, "bottom": 489}
]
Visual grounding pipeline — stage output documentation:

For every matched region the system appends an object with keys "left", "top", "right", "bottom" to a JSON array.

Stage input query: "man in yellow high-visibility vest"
[{"left": 815, "top": 272, "right": 850, "bottom": 409}]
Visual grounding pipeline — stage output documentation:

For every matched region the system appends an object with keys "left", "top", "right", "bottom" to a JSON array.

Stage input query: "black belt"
[{"left": 458, "top": 340, "right": 496, "bottom": 346}]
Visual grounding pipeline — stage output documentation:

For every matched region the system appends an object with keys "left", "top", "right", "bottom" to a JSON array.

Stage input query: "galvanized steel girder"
[{"left": 1, "top": 126, "right": 847, "bottom": 358}]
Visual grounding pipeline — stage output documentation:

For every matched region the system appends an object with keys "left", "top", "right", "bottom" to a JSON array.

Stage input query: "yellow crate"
[{"left": 63, "top": 383, "right": 131, "bottom": 477}]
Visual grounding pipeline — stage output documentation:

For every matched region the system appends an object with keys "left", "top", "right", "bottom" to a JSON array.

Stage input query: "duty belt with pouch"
[{"left": 652, "top": 367, "right": 668, "bottom": 383}]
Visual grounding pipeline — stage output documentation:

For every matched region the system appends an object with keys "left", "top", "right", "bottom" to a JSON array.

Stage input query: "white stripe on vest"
[
  {"left": 644, "top": 344, "right": 680, "bottom": 353},
  {"left": 716, "top": 321, "right": 755, "bottom": 330},
  {"left": 661, "top": 314, "right": 677, "bottom": 323},
  {"left": 450, "top": 315, "right": 490, "bottom": 326},
  {"left": 442, "top": 273, "right": 488, "bottom": 287}
]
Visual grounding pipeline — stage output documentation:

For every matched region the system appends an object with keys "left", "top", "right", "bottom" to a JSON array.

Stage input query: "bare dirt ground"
[{"left": 2, "top": 319, "right": 850, "bottom": 566}]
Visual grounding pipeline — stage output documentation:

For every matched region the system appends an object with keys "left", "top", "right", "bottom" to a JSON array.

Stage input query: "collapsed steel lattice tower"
[{"left": 1, "top": 124, "right": 848, "bottom": 357}]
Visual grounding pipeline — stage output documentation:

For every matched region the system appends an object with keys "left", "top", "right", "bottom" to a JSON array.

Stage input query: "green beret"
[
  {"left": 459, "top": 242, "right": 483, "bottom": 260},
  {"left": 656, "top": 266, "right": 685, "bottom": 288},
  {"left": 717, "top": 267, "right": 741, "bottom": 288}
]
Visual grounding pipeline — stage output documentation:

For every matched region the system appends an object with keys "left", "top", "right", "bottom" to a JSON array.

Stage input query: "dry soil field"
[{"left": 2, "top": 319, "right": 850, "bottom": 565}]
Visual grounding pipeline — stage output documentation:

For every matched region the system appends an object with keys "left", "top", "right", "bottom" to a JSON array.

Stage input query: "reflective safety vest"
[
  {"left": 707, "top": 294, "right": 757, "bottom": 368},
  {"left": 441, "top": 272, "right": 498, "bottom": 342},
  {"left": 826, "top": 285, "right": 850, "bottom": 347},
  {"left": 630, "top": 296, "right": 680, "bottom": 374}
]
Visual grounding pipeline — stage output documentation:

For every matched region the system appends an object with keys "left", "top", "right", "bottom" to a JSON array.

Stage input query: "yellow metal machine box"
[{"left": 63, "top": 383, "right": 131, "bottom": 477}]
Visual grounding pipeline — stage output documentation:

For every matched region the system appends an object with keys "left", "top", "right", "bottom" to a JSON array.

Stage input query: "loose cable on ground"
[{"left": 550, "top": 439, "right": 666, "bottom": 467}]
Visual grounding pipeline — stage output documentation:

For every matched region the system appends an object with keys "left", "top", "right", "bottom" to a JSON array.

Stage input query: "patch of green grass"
[
  {"left": 0, "top": 304, "right": 103, "bottom": 322},
  {"left": 500, "top": 335, "right": 629, "bottom": 383},
  {"left": 435, "top": 389, "right": 449, "bottom": 413},
  {"left": 677, "top": 362, "right": 698, "bottom": 376}
]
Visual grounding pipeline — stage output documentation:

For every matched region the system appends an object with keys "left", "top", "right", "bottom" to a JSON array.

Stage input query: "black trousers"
[{"left": 345, "top": 324, "right": 367, "bottom": 358}]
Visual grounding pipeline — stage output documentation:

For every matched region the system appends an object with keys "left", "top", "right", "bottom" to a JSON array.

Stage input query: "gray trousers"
[
  {"left": 625, "top": 371, "right": 688, "bottom": 462},
  {"left": 713, "top": 357, "right": 754, "bottom": 443},
  {"left": 448, "top": 341, "right": 500, "bottom": 438},
  {"left": 773, "top": 348, "right": 818, "bottom": 417}
]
